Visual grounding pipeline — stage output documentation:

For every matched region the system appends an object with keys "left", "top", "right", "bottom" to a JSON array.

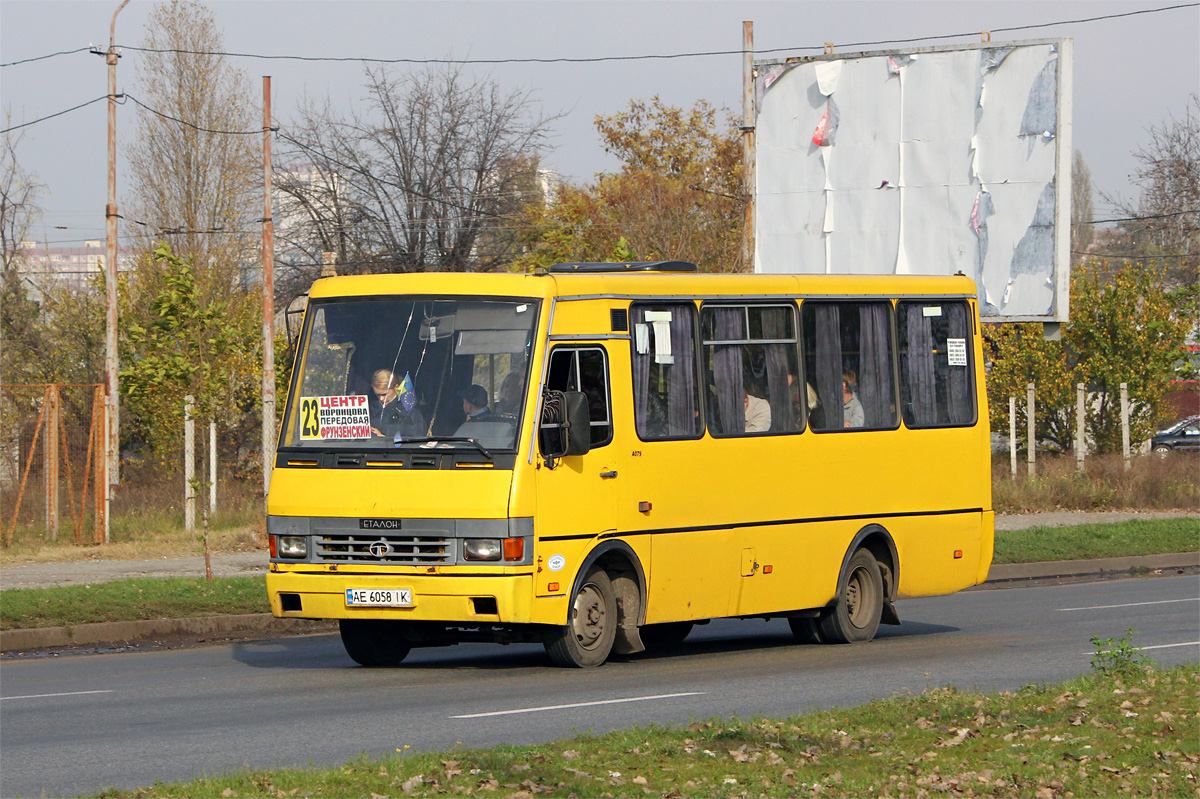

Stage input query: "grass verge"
[
  {"left": 3, "top": 519, "right": 1196, "bottom": 631},
  {"left": 94, "top": 662, "right": 1199, "bottom": 798},
  {"left": 993, "top": 452, "right": 1198, "bottom": 512},
  {"left": 992, "top": 518, "right": 1199, "bottom": 565},
  {"left": 0, "top": 576, "right": 267, "bottom": 631}
]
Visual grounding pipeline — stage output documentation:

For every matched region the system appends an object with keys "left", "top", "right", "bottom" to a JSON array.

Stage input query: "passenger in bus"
[
  {"left": 369, "top": 369, "right": 425, "bottom": 438},
  {"left": 842, "top": 370, "right": 865, "bottom": 428},
  {"left": 460, "top": 384, "right": 496, "bottom": 423},
  {"left": 744, "top": 391, "right": 772, "bottom": 433},
  {"left": 494, "top": 370, "right": 524, "bottom": 417}
]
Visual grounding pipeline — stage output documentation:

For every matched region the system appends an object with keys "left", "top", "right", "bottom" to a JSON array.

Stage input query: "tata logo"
[
  {"left": 360, "top": 518, "right": 402, "bottom": 530},
  {"left": 368, "top": 540, "right": 394, "bottom": 558}
]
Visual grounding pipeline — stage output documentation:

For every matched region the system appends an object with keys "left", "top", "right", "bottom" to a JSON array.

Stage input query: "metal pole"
[
  {"left": 741, "top": 21, "right": 755, "bottom": 272},
  {"left": 105, "top": 0, "right": 130, "bottom": 500},
  {"left": 1120, "top": 382, "right": 1131, "bottom": 470},
  {"left": 1008, "top": 396, "right": 1017, "bottom": 478},
  {"left": 184, "top": 395, "right": 195, "bottom": 533},
  {"left": 261, "top": 76, "right": 277, "bottom": 502},
  {"left": 45, "top": 385, "right": 59, "bottom": 541},
  {"left": 1075, "top": 382, "right": 1086, "bottom": 473},
  {"left": 94, "top": 386, "right": 108, "bottom": 544},
  {"left": 1026, "top": 382, "right": 1036, "bottom": 478}
]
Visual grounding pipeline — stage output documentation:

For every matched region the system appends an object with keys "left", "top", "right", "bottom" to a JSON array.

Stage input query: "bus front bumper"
[{"left": 266, "top": 571, "right": 536, "bottom": 624}]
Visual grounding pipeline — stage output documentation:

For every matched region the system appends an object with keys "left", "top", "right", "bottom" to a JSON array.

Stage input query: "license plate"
[{"left": 345, "top": 588, "right": 413, "bottom": 607}]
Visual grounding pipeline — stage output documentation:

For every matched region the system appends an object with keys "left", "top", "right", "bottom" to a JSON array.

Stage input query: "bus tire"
[
  {"left": 339, "top": 619, "right": 412, "bottom": 667},
  {"left": 818, "top": 548, "right": 883, "bottom": 644},
  {"left": 639, "top": 621, "right": 694, "bottom": 650},
  {"left": 544, "top": 566, "right": 617, "bottom": 667},
  {"left": 788, "top": 616, "right": 826, "bottom": 645}
]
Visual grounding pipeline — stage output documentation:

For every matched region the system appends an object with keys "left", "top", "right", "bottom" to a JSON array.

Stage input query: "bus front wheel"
[
  {"left": 818, "top": 549, "right": 883, "bottom": 644},
  {"left": 339, "top": 619, "right": 412, "bottom": 667},
  {"left": 544, "top": 567, "right": 617, "bottom": 667}
]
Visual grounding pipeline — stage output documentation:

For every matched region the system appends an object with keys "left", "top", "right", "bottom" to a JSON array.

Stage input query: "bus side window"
[
  {"left": 631, "top": 304, "right": 702, "bottom": 441},
  {"left": 545, "top": 347, "right": 613, "bottom": 448},
  {"left": 701, "top": 303, "right": 802, "bottom": 436},
  {"left": 801, "top": 301, "right": 898, "bottom": 431},
  {"left": 897, "top": 301, "right": 976, "bottom": 427}
]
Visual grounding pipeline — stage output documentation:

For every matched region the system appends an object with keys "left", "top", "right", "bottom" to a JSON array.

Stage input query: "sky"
[{"left": 1, "top": 0, "right": 1197, "bottom": 248}]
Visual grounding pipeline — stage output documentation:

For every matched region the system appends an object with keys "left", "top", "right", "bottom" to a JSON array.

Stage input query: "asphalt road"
[{"left": 1, "top": 573, "right": 1197, "bottom": 798}]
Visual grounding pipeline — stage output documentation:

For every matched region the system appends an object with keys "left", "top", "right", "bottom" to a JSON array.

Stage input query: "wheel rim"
[
  {"left": 571, "top": 582, "right": 607, "bottom": 650},
  {"left": 844, "top": 566, "right": 876, "bottom": 628}
]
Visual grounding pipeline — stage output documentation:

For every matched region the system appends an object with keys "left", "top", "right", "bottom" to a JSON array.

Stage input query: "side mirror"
[{"left": 539, "top": 390, "right": 592, "bottom": 462}]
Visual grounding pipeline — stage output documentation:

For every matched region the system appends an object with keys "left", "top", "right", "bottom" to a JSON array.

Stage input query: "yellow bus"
[{"left": 266, "top": 262, "right": 992, "bottom": 667}]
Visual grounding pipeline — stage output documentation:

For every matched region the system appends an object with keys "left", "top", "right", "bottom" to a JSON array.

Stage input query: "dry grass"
[
  {"left": 993, "top": 452, "right": 1199, "bottom": 513},
  {"left": 0, "top": 475, "right": 265, "bottom": 566}
]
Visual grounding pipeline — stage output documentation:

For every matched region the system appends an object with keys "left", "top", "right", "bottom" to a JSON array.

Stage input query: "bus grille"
[{"left": 315, "top": 533, "right": 452, "bottom": 564}]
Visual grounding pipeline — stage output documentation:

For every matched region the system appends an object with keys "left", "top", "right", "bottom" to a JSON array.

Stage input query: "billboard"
[{"left": 754, "top": 39, "right": 1072, "bottom": 322}]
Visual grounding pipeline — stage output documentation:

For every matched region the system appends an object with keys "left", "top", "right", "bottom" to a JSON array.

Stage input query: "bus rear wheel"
[
  {"left": 339, "top": 619, "right": 412, "bottom": 667},
  {"left": 818, "top": 549, "right": 883, "bottom": 644},
  {"left": 544, "top": 567, "right": 617, "bottom": 667}
]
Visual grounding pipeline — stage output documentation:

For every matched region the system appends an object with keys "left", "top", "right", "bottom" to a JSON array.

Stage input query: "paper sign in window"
[
  {"left": 299, "top": 395, "right": 372, "bottom": 440},
  {"left": 643, "top": 311, "right": 675, "bottom": 365},
  {"left": 946, "top": 338, "right": 968, "bottom": 367}
]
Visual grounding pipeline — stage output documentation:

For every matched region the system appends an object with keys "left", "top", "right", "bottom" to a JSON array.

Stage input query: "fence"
[{"left": 1, "top": 384, "right": 106, "bottom": 546}]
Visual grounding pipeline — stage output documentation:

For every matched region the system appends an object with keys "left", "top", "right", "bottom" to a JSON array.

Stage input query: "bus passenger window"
[
  {"left": 897, "top": 301, "right": 976, "bottom": 427},
  {"left": 545, "top": 347, "right": 612, "bottom": 447},
  {"left": 631, "top": 304, "right": 702, "bottom": 441},
  {"left": 700, "top": 304, "right": 801, "bottom": 437},
  {"left": 801, "top": 301, "right": 898, "bottom": 431}
]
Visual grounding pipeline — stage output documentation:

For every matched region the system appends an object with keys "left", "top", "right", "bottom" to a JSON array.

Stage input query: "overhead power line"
[
  {"left": 123, "top": 93, "right": 268, "bottom": 135},
  {"left": 0, "top": 95, "right": 111, "bottom": 134},
  {"left": 0, "top": 46, "right": 92, "bottom": 68},
  {"left": 6, "top": 2, "right": 1194, "bottom": 71},
  {"left": 1088, "top": 209, "right": 1199, "bottom": 224}
]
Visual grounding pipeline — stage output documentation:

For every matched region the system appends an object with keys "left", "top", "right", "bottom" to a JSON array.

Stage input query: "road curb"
[
  {"left": 1, "top": 614, "right": 337, "bottom": 653},
  {"left": 3, "top": 554, "right": 1197, "bottom": 654},
  {"left": 985, "top": 552, "right": 1199, "bottom": 583}
]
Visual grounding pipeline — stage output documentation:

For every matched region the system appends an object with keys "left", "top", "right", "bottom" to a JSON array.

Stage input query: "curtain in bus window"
[
  {"left": 708, "top": 307, "right": 744, "bottom": 435},
  {"left": 812, "top": 304, "right": 843, "bottom": 429},
  {"left": 760, "top": 307, "right": 797, "bottom": 432},
  {"left": 903, "top": 303, "right": 938, "bottom": 426},
  {"left": 946, "top": 303, "right": 972, "bottom": 425},
  {"left": 632, "top": 305, "right": 700, "bottom": 439},
  {"left": 858, "top": 303, "right": 895, "bottom": 428}
]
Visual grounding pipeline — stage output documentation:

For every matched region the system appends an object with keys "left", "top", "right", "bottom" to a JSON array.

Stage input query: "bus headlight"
[
  {"left": 278, "top": 535, "right": 308, "bottom": 559},
  {"left": 463, "top": 538, "right": 502, "bottom": 561}
]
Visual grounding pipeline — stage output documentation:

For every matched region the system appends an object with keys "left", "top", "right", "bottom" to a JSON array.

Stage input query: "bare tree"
[
  {"left": 125, "top": 0, "right": 259, "bottom": 290},
  {"left": 0, "top": 119, "right": 42, "bottom": 271},
  {"left": 1101, "top": 94, "right": 1199, "bottom": 286},
  {"left": 275, "top": 62, "right": 558, "bottom": 291},
  {"left": 1070, "top": 150, "right": 1094, "bottom": 264}
]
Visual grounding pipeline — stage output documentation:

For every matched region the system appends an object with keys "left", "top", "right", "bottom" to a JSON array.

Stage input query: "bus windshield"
[{"left": 282, "top": 297, "right": 538, "bottom": 452}]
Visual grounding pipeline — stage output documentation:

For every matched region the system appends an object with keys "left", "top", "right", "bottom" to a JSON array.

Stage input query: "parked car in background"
[{"left": 1151, "top": 415, "right": 1200, "bottom": 455}]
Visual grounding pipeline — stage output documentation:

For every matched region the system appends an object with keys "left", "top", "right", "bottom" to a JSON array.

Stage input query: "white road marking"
[
  {"left": 1084, "top": 641, "right": 1200, "bottom": 655},
  {"left": 1058, "top": 597, "right": 1199, "bottom": 612},
  {"left": 1, "top": 689, "right": 115, "bottom": 702},
  {"left": 450, "top": 691, "right": 704, "bottom": 719}
]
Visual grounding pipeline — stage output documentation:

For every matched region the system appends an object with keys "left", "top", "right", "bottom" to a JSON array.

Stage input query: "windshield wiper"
[{"left": 397, "top": 437, "right": 493, "bottom": 460}]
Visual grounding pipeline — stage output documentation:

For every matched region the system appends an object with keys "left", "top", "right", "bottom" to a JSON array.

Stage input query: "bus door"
[{"left": 534, "top": 345, "right": 618, "bottom": 594}]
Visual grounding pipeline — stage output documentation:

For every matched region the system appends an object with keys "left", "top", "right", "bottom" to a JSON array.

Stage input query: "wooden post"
[
  {"left": 1075, "top": 382, "right": 1086, "bottom": 473},
  {"left": 1120, "top": 382, "right": 1131, "bottom": 470},
  {"left": 1026, "top": 382, "right": 1036, "bottom": 478},
  {"left": 1008, "top": 396, "right": 1017, "bottom": 478},
  {"left": 742, "top": 21, "right": 755, "bottom": 272},
  {"left": 184, "top": 395, "right": 195, "bottom": 533},
  {"left": 45, "top": 385, "right": 60, "bottom": 541}
]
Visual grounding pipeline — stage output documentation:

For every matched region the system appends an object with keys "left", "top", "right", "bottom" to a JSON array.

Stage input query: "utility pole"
[
  {"left": 261, "top": 76, "right": 276, "bottom": 503},
  {"left": 741, "top": 21, "right": 755, "bottom": 272},
  {"left": 104, "top": 0, "right": 130, "bottom": 543}
]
